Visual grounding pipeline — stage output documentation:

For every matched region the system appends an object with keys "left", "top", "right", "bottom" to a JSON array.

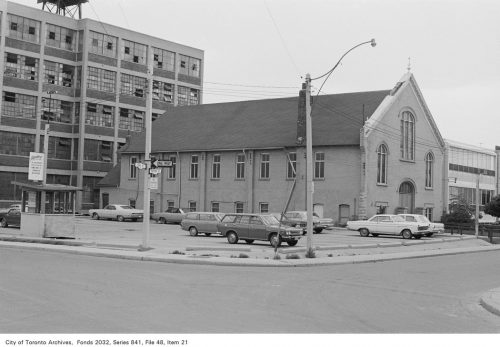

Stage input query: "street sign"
[
  {"left": 28, "top": 152, "right": 44, "bottom": 181},
  {"left": 149, "top": 168, "right": 162, "bottom": 175},
  {"left": 134, "top": 162, "right": 147, "bottom": 170},
  {"left": 149, "top": 176, "right": 158, "bottom": 190},
  {"left": 153, "top": 160, "right": 172, "bottom": 167}
]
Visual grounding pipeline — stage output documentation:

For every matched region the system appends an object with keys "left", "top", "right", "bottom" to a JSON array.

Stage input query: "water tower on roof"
[{"left": 37, "top": 0, "right": 88, "bottom": 19}]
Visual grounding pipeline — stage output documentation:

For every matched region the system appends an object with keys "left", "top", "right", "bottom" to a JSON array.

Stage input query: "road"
[{"left": 1, "top": 247, "right": 499, "bottom": 333}]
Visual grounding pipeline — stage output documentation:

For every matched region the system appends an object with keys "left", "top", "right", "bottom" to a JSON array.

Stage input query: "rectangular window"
[
  {"left": 212, "top": 154, "right": 221, "bottom": 179},
  {"left": 8, "top": 14, "right": 40, "bottom": 43},
  {"left": 167, "top": 200, "right": 175, "bottom": 209},
  {"left": 0, "top": 131, "right": 35, "bottom": 156},
  {"left": 83, "top": 139, "right": 112, "bottom": 162},
  {"left": 44, "top": 61, "right": 74, "bottom": 87},
  {"left": 153, "top": 47, "right": 175, "bottom": 72},
  {"left": 120, "top": 73, "right": 147, "bottom": 98},
  {"left": 235, "top": 202, "right": 244, "bottom": 213},
  {"left": 179, "top": 54, "right": 201, "bottom": 78},
  {"left": 88, "top": 31, "right": 117, "bottom": 58},
  {"left": 46, "top": 23, "right": 76, "bottom": 51},
  {"left": 190, "top": 155, "right": 199, "bottom": 179},
  {"left": 41, "top": 98, "right": 73, "bottom": 124},
  {"left": 167, "top": 155, "right": 176, "bottom": 179},
  {"left": 259, "top": 203, "right": 269, "bottom": 214},
  {"left": 2, "top": 92, "right": 36, "bottom": 119},
  {"left": 425, "top": 207, "right": 433, "bottom": 221},
  {"left": 236, "top": 153, "right": 245, "bottom": 179},
  {"left": 129, "top": 157, "right": 138, "bottom": 179},
  {"left": 152, "top": 80, "right": 174, "bottom": 103},
  {"left": 211, "top": 202, "right": 220, "bottom": 212},
  {"left": 287, "top": 152, "right": 297, "bottom": 179},
  {"left": 188, "top": 201, "right": 197, "bottom": 212},
  {"left": 119, "top": 108, "right": 144, "bottom": 132},
  {"left": 122, "top": 39, "right": 147, "bottom": 64},
  {"left": 260, "top": 153, "right": 270, "bottom": 179},
  {"left": 85, "top": 103, "right": 114, "bottom": 127},
  {"left": 314, "top": 152, "right": 325, "bottom": 179},
  {"left": 177, "top": 85, "right": 200, "bottom": 106},
  {"left": 4, "top": 53, "right": 39, "bottom": 81},
  {"left": 87, "top": 66, "right": 116, "bottom": 93}
]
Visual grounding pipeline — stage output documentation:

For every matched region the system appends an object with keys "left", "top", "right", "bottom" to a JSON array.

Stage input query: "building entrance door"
[
  {"left": 398, "top": 181, "right": 415, "bottom": 213},
  {"left": 338, "top": 204, "right": 350, "bottom": 226}
]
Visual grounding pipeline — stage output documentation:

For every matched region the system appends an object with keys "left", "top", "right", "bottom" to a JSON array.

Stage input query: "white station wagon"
[{"left": 347, "top": 214, "right": 429, "bottom": 239}]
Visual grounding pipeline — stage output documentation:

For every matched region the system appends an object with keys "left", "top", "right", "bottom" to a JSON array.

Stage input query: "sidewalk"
[{"left": 1, "top": 222, "right": 500, "bottom": 317}]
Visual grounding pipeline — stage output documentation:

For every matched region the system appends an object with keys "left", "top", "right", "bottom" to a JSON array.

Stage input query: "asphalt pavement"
[{"left": 1, "top": 216, "right": 500, "bottom": 317}]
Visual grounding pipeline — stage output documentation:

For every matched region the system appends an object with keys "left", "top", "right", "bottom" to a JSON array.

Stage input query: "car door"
[
  {"left": 237, "top": 215, "right": 251, "bottom": 239},
  {"left": 378, "top": 215, "right": 396, "bottom": 234},
  {"left": 204, "top": 214, "right": 219, "bottom": 233},
  {"left": 105, "top": 205, "right": 116, "bottom": 219},
  {"left": 249, "top": 215, "right": 267, "bottom": 240},
  {"left": 6, "top": 209, "right": 21, "bottom": 225}
]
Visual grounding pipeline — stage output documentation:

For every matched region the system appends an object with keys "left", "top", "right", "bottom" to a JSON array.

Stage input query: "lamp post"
[
  {"left": 304, "top": 39, "right": 376, "bottom": 254},
  {"left": 42, "top": 90, "right": 57, "bottom": 185}
]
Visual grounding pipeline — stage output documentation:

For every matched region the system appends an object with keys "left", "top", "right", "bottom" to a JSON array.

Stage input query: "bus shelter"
[{"left": 12, "top": 181, "right": 82, "bottom": 238}]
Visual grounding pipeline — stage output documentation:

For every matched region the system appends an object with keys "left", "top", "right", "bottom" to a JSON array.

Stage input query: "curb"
[
  {"left": 2, "top": 239, "right": 500, "bottom": 267},
  {"left": 480, "top": 288, "right": 500, "bottom": 317}
]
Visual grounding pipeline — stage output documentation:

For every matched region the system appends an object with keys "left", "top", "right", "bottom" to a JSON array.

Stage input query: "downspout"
[{"left": 177, "top": 151, "right": 181, "bottom": 207}]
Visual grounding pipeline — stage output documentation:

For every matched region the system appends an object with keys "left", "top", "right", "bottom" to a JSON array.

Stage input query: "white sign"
[
  {"left": 149, "top": 168, "right": 162, "bottom": 175},
  {"left": 134, "top": 162, "right": 147, "bottom": 170},
  {"left": 28, "top": 152, "right": 45, "bottom": 181},
  {"left": 149, "top": 177, "right": 158, "bottom": 190}
]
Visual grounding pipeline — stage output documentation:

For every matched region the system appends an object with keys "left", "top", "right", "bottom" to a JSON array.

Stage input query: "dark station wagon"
[
  {"left": 180, "top": 212, "right": 225, "bottom": 236},
  {"left": 217, "top": 213, "right": 302, "bottom": 247}
]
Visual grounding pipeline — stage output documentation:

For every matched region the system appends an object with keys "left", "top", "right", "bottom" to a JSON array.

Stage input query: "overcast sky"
[{"left": 13, "top": 0, "right": 500, "bottom": 149}]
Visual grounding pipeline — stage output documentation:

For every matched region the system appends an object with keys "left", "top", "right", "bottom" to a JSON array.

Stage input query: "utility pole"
[
  {"left": 305, "top": 73, "right": 314, "bottom": 252},
  {"left": 475, "top": 172, "right": 481, "bottom": 238},
  {"left": 141, "top": 48, "right": 154, "bottom": 251}
]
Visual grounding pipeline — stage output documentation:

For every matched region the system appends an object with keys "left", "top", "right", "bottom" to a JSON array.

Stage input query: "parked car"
[
  {"left": 282, "top": 211, "right": 334, "bottom": 233},
  {"left": 151, "top": 207, "right": 187, "bottom": 224},
  {"left": 0, "top": 208, "right": 21, "bottom": 228},
  {"left": 398, "top": 213, "right": 444, "bottom": 237},
  {"left": 180, "top": 212, "right": 225, "bottom": 236},
  {"left": 217, "top": 213, "right": 302, "bottom": 247},
  {"left": 346, "top": 214, "right": 429, "bottom": 239},
  {"left": 0, "top": 204, "right": 22, "bottom": 213},
  {"left": 89, "top": 204, "right": 143, "bottom": 222}
]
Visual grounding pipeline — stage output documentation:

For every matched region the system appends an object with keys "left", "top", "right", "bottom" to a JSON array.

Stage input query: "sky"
[{"left": 12, "top": 0, "right": 500, "bottom": 149}]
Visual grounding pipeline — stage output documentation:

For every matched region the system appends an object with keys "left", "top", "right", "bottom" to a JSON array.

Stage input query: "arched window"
[
  {"left": 377, "top": 144, "right": 388, "bottom": 184},
  {"left": 400, "top": 111, "right": 415, "bottom": 160},
  {"left": 425, "top": 152, "right": 434, "bottom": 188}
]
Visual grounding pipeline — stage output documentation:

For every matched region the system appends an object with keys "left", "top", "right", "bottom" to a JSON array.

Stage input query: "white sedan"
[
  {"left": 346, "top": 214, "right": 429, "bottom": 239},
  {"left": 89, "top": 204, "right": 144, "bottom": 222},
  {"left": 398, "top": 214, "right": 444, "bottom": 237}
]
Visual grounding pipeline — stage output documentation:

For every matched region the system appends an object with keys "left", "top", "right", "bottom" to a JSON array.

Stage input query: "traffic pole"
[{"left": 305, "top": 73, "right": 314, "bottom": 254}]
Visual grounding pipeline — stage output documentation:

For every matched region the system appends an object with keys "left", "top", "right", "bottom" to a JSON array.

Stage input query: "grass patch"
[
  {"left": 305, "top": 248, "right": 316, "bottom": 258},
  {"left": 273, "top": 253, "right": 281, "bottom": 260},
  {"left": 286, "top": 253, "right": 300, "bottom": 259},
  {"left": 170, "top": 250, "right": 185, "bottom": 255}
]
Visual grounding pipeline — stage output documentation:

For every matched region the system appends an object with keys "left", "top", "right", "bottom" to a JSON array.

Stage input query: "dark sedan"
[{"left": 0, "top": 208, "right": 21, "bottom": 228}]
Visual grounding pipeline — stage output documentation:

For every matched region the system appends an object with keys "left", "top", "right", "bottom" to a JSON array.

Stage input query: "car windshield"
[
  {"left": 414, "top": 215, "right": 430, "bottom": 223},
  {"left": 392, "top": 215, "right": 405, "bottom": 222}
]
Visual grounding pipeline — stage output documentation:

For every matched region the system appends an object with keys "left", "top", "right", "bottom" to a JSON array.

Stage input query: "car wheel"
[
  {"left": 189, "top": 226, "right": 198, "bottom": 236},
  {"left": 359, "top": 228, "right": 370, "bottom": 237},
  {"left": 227, "top": 231, "right": 239, "bottom": 244},
  {"left": 0, "top": 218, "right": 7, "bottom": 228},
  {"left": 117, "top": 215, "right": 125, "bottom": 222},
  {"left": 402, "top": 229, "right": 413, "bottom": 239},
  {"left": 158, "top": 217, "right": 167, "bottom": 224},
  {"left": 287, "top": 240, "right": 298, "bottom": 246},
  {"left": 372, "top": 233, "right": 379, "bottom": 237},
  {"left": 269, "top": 233, "right": 282, "bottom": 248},
  {"left": 314, "top": 228, "right": 323, "bottom": 234},
  {"left": 92, "top": 213, "right": 99, "bottom": 220},
  {"left": 204, "top": 233, "right": 212, "bottom": 236},
  {"left": 245, "top": 239, "right": 254, "bottom": 244}
]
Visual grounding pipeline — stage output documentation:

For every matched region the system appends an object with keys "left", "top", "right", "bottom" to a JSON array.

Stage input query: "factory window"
[
  {"left": 46, "top": 23, "right": 76, "bottom": 51},
  {"left": 120, "top": 73, "right": 147, "bottom": 98},
  {"left": 85, "top": 103, "right": 114, "bottom": 127},
  {"left": 4, "top": 53, "right": 38, "bottom": 81},
  {"left": 177, "top": 85, "right": 199, "bottom": 106},
  {"left": 152, "top": 80, "right": 174, "bottom": 103},
  {"left": 179, "top": 54, "right": 201, "bottom": 78},
  {"left": 43, "top": 61, "right": 74, "bottom": 87},
  {"left": 119, "top": 108, "right": 144, "bottom": 132},
  {"left": 153, "top": 47, "right": 175, "bottom": 72},
  {"left": 8, "top": 14, "right": 40, "bottom": 43},
  {"left": 0, "top": 131, "right": 35, "bottom": 156},
  {"left": 122, "top": 40, "right": 147, "bottom": 65},
  {"left": 87, "top": 66, "right": 116, "bottom": 93},
  {"left": 2, "top": 92, "right": 36, "bottom": 119},
  {"left": 88, "top": 31, "right": 117, "bottom": 58},
  {"left": 42, "top": 136, "right": 72, "bottom": 160},
  {"left": 83, "top": 139, "right": 112, "bottom": 162},
  {"left": 41, "top": 98, "right": 73, "bottom": 124}
]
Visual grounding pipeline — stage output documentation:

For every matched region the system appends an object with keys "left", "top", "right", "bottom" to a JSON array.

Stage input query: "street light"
[
  {"left": 42, "top": 90, "right": 57, "bottom": 185},
  {"left": 304, "top": 39, "right": 376, "bottom": 255}
]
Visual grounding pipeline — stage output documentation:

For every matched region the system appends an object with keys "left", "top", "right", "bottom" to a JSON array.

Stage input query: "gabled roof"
[{"left": 122, "top": 90, "right": 390, "bottom": 154}]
